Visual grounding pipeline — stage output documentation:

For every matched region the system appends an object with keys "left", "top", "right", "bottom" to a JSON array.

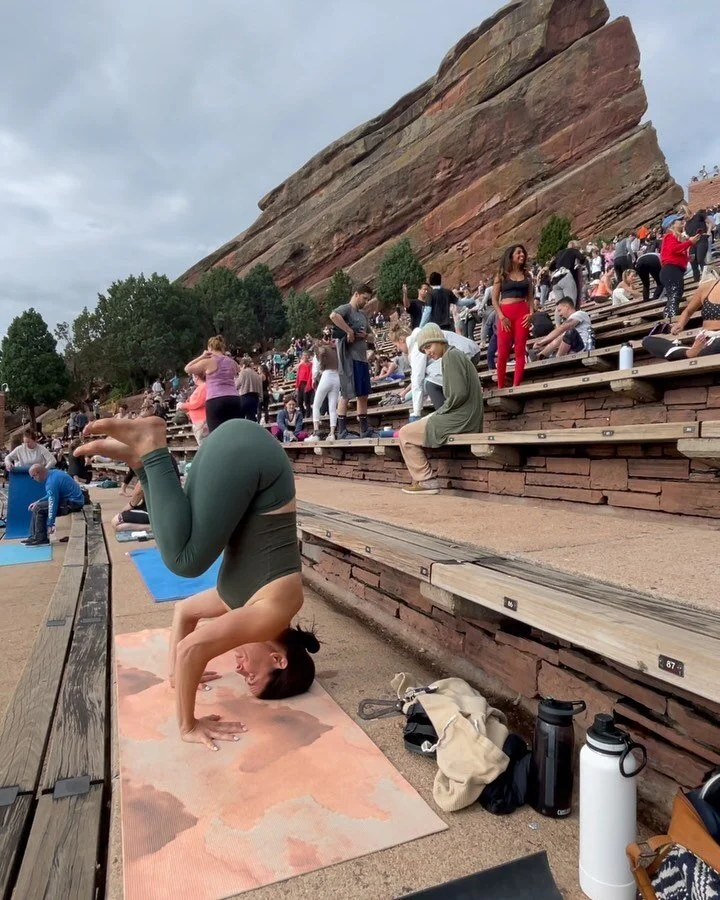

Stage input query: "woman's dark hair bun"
[{"left": 294, "top": 624, "right": 320, "bottom": 654}]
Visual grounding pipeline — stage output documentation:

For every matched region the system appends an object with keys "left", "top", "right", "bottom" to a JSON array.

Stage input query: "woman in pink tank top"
[{"left": 185, "top": 335, "right": 243, "bottom": 432}]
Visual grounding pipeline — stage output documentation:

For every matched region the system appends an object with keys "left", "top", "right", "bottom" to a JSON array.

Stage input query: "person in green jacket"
[{"left": 397, "top": 323, "right": 483, "bottom": 494}]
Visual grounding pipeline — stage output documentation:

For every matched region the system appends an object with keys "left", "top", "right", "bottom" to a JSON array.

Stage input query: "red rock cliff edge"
[{"left": 179, "top": 0, "right": 683, "bottom": 294}]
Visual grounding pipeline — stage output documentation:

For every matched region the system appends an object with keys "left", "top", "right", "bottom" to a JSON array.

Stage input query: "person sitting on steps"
[
  {"left": 397, "top": 323, "right": 483, "bottom": 496},
  {"left": 24, "top": 463, "right": 87, "bottom": 546},
  {"left": 643, "top": 272, "right": 720, "bottom": 360}
]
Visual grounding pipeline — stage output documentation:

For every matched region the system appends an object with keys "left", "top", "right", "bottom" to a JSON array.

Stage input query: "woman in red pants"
[{"left": 491, "top": 245, "right": 533, "bottom": 388}]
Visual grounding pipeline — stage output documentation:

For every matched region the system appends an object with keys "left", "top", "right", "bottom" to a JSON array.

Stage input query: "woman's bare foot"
[{"left": 79, "top": 416, "right": 167, "bottom": 463}]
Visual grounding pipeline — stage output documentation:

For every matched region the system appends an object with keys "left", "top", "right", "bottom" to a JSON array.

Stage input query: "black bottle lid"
[
  {"left": 537, "top": 697, "right": 587, "bottom": 726},
  {"left": 586, "top": 713, "right": 628, "bottom": 748}
]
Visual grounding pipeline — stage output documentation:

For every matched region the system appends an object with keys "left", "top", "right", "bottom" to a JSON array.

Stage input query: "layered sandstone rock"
[{"left": 180, "top": 0, "right": 683, "bottom": 293}]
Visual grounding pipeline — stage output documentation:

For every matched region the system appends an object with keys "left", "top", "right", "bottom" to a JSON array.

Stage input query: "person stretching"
[
  {"left": 24, "top": 463, "right": 86, "bottom": 545},
  {"left": 76, "top": 416, "right": 318, "bottom": 751},
  {"left": 397, "top": 323, "right": 483, "bottom": 495},
  {"left": 185, "top": 336, "right": 241, "bottom": 432},
  {"left": 643, "top": 274, "right": 720, "bottom": 361},
  {"left": 492, "top": 244, "right": 533, "bottom": 388}
]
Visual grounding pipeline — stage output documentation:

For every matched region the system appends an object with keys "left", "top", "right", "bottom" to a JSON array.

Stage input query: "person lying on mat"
[{"left": 76, "top": 415, "right": 320, "bottom": 752}]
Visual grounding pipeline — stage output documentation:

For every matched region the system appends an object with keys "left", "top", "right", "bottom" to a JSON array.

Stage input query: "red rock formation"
[
  {"left": 179, "top": 0, "right": 683, "bottom": 294},
  {"left": 688, "top": 176, "right": 720, "bottom": 211}
]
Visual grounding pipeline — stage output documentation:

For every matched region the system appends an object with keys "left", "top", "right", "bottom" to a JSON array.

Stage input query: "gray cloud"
[{"left": 0, "top": 1, "right": 716, "bottom": 339}]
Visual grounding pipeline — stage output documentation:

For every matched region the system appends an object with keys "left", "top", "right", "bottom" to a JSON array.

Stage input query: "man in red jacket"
[{"left": 660, "top": 215, "right": 702, "bottom": 319}]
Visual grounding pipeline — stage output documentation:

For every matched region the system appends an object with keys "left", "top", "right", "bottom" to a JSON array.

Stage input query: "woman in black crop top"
[
  {"left": 491, "top": 244, "right": 534, "bottom": 388},
  {"left": 643, "top": 276, "right": 720, "bottom": 361}
]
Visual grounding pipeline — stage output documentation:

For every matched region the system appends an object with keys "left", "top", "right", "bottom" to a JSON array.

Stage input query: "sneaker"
[
  {"left": 24, "top": 538, "right": 50, "bottom": 546},
  {"left": 336, "top": 430, "right": 350, "bottom": 441},
  {"left": 325, "top": 433, "right": 336, "bottom": 443},
  {"left": 402, "top": 480, "right": 440, "bottom": 495},
  {"left": 360, "top": 428, "right": 379, "bottom": 439},
  {"left": 304, "top": 433, "right": 319, "bottom": 443}
]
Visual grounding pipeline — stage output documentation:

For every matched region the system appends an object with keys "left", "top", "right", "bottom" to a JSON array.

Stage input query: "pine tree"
[
  {"left": 375, "top": 238, "right": 426, "bottom": 306},
  {"left": 321, "top": 269, "right": 353, "bottom": 319},
  {"left": 285, "top": 289, "right": 320, "bottom": 338},
  {"left": 536, "top": 215, "right": 575, "bottom": 264},
  {"left": 0, "top": 309, "right": 71, "bottom": 427},
  {"left": 243, "top": 265, "right": 287, "bottom": 346}
]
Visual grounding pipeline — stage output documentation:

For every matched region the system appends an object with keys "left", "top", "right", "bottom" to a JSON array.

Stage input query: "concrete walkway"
[
  {"left": 94, "top": 489, "right": 584, "bottom": 899},
  {"left": 295, "top": 475, "right": 720, "bottom": 614}
]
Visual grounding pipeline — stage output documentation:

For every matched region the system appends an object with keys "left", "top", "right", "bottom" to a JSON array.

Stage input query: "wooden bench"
[
  {"left": 297, "top": 501, "right": 720, "bottom": 705},
  {"left": 0, "top": 509, "right": 112, "bottom": 899}
]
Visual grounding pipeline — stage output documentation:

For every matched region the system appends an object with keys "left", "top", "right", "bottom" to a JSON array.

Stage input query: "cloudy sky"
[{"left": 1, "top": 1, "right": 718, "bottom": 340}]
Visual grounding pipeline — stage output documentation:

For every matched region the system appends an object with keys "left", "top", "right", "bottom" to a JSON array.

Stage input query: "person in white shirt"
[
  {"left": 530, "top": 298, "right": 595, "bottom": 359},
  {"left": 388, "top": 322, "right": 481, "bottom": 420},
  {"left": 612, "top": 270, "right": 641, "bottom": 307},
  {"left": 4, "top": 429, "right": 57, "bottom": 471},
  {"left": 151, "top": 378, "right": 164, "bottom": 395}
]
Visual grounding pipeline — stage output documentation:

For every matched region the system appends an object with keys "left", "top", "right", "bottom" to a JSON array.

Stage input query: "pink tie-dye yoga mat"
[{"left": 115, "top": 629, "right": 447, "bottom": 900}]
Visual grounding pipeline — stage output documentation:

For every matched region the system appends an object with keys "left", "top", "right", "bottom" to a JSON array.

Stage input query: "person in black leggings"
[
  {"left": 643, "top": 278, "right": 720, "bottom": 360},
  {"left": 659, "top": 217, "right": 702, "bottom": 319},
  {"left": 686, "top": 210, "right": 709, "bottom": 283},
  {"left": 635, "top": 250, "right": 663, "bottom": 303}
]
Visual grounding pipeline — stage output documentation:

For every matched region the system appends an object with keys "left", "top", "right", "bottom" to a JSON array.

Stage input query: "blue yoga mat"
[
  {"left": 129, "top": 547, "right": 221, "bottom": 602},
  {"left": 0, "top": 542, "right": 53, "bottom": 566},
  {"left": 5, "top": 470, "right": 46, "bottom": 539}
]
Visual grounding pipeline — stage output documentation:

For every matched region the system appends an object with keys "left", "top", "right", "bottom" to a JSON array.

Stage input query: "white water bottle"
[
  {"left": 619, "top": 343, "right": 633, "bottom": 370},
  {"left": 579, "top": 714, "right": 647, "bottom": 900}
]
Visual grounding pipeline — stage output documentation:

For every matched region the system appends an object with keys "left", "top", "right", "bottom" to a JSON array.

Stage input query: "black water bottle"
[{"left": 530, "top": 698, "right": 586, "bottom": 818}]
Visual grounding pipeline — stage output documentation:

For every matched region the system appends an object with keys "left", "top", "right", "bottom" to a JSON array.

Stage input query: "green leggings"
[{"left": 137, "top": 419, "right": 300, "bottom": 609}]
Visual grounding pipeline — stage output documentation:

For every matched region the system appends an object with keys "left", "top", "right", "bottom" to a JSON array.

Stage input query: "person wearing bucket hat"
[
  {"left": 397, "top": 323, "right": 483, "bottom": 495},
  {"left": 660, "top": 215, "right": 702, "bottom": 319}
]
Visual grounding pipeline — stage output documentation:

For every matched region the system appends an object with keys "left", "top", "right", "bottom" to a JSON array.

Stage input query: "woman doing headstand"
[{"left": 77, "top": 416, "right": 318, "bottom": 751}]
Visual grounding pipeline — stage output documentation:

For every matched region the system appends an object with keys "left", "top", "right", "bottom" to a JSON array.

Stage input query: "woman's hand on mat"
[{"left": 181, "top": 715, "right": 247, "bottom": 751}]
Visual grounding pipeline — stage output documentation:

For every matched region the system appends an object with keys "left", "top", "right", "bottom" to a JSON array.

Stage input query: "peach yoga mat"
[{"left": 115, "top": 629, "right": 447, "bottom": 899}]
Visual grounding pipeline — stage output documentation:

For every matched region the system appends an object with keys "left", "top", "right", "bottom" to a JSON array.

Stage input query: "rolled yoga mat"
[
  {"left": 115, "top": 629, "right": 447, "bottom": 900},
  {"left": 4, "top": 469, "right": 46, "bottom": 539}
]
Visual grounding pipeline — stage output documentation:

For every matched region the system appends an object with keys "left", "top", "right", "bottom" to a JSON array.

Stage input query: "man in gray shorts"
[{"left": 329, "top": 284, "right": 377, "bottom": 438}]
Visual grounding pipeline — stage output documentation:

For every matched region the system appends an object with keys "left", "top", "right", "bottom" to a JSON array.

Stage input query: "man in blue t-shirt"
[{"left": 24, "top": 464, "right": 86, "bottom": 545}]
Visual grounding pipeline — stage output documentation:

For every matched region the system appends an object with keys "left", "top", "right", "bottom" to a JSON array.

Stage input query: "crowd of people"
[{"left": 3, "top": 201, "right": 716, "bottom": 754}]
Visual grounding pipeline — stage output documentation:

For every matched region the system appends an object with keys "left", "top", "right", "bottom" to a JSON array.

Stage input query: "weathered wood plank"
[
  {"left": 432, "top": 563, "right": 720, "bottom": 704},
  {"left": 41, "top": 566, "right": 109, "bottom": 790},
  {"left": 486, "top": 353, "right": 720, "bottom": 400},
  {"left": 477, "top": 556, "right": 720, "bottom": 641},
  {"left": 448, "top": 422, "right": 699, "bottom": 446},
  {"left": 13, "top": 785, "right": 103, "bottom": 900},
  {"left": 0, "top": 793, "right": 33, "bottom": 898},
  {"left": 299, "top": 520, "right": 436, "bottom": 580},
  {"left": 62, "top": 514, "right": 86, "bottom": 568},
  {"left": 83, "top": 511, "right": 109, "bottom": 567},
  {"left": 678, "top": 438, "right": 720, "bottom": 459},
  {"left": 0, "top": 566, "right": 83, "bottom": 793},
  {"left": 699, "top": 422, "right": 720, "bottom": 439},
  {"left": 298, "top": 502, "right": 484, "bottom": 562}
]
